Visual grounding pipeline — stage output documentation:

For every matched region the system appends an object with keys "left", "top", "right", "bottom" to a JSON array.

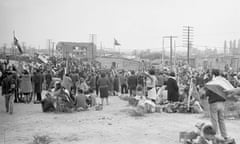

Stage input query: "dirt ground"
[{"left": 0, "top": 95, "right": 240, "bottom": 144}]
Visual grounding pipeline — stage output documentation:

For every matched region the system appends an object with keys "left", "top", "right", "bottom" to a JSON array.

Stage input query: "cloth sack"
[{"left": 147, "top": 87, "right": 157, "bottom": 100}]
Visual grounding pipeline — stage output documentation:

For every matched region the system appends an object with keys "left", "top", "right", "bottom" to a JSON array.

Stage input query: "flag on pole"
[
  {"left": 114, "top": 38, "right": 121, "bottom": 46},
  {"left": 14, "top": 36, "right": 23, "bottom": 54}
]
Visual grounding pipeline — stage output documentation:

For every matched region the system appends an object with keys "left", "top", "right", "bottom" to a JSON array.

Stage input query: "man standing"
[
  {"left": 45, "top": 70, "right": 52, "bottom": 90},
  {"left": 32, "top": 69, "right": 44, "bottom": 103},
  {"left": 2, "top": 71, "right": 16, "bottom": 114},
  {"left": 205, "top": 69, "right": 229, "bottom": 140},
  {"left": 128, "top": 71, "right": 138, "bottom": 96},
  {"left": 120, "top": 72, "right": 128, "bottom": 94}
]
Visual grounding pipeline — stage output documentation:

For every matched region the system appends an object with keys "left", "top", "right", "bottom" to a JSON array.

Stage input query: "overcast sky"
[{"left": 0, "top": 0, "right": 240, "bottom": 52}]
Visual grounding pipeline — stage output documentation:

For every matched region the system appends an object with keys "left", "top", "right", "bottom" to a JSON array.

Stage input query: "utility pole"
[
  {"left": 3, "top": 43, "right": 6, "bottom": 56},
  {"left": 100, "top": 42, "right": 103, "bottom": 57},
  {"left": 163, "top": 36, "right": 178, "bottom": 70},
  {"left": 174, "top": 40, "right": 177, "bottom": 68},
  {"left": 162, "top": 37, "right": 165, "bottom": 65},
  {"left": 52, "top": 42, "right": 55, "bottom": 57},
  {"left": 183, "top": 26, "right": 194, "bottom": 65},
  {"left": 48, "top": 39, "right": 51, "bottom": 56},
  {"left": 89, "top": 34, "right": 96, "bottom": 62}
]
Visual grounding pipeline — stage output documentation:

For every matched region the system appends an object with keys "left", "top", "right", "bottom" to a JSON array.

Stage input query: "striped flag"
[{"left": 14, "top": 36, "right": 23, "bottom": 54}]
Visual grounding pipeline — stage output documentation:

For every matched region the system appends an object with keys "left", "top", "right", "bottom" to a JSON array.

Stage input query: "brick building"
[{"left": 56, "top": 42, "right": 96, "bottom": 61}]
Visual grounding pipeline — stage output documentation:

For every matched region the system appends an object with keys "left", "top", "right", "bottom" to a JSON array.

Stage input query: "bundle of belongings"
[
  {"left": 179, "top": 122, "right": 236, "bottom": 144},
  {"left": 120, "top": 84, "right": 203, "bottom": 115},
  {"left": 155, "top": 83, "right": 203, "bottom": 114},
  {"left": 122, "top": 94, "right": 157, "bottom": 115},
  {"left": 41, "top": 81, "right": 97, "bottom": 113},
  {"left": 205, "top": 76, "right": 239, "bottom": 102},
  {"left": 161, "top": 100, "right": 203, "bottom": 113},
  {"left": 136, "top": 96, "right": 156, "bottom": 113}
]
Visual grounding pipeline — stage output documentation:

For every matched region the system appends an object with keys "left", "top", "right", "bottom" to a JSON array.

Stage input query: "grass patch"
[
  {"left": 120, "top": 108, "right": 145, "bottom": 117},
  {"left": 129, "top": 109, "right": 145, "bottom": 117},
  {"left": 31, "top": 135, "right": 53, "bottom": 144}
]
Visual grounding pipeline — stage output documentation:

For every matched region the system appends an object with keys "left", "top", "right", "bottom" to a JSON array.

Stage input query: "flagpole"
[
  {"left": 13, "top": 30, "right": 21, "bottom": 73},
  {"left": 113, "top": 39, "right": 115, "bottom": 52},
  {"left": 13, "top": 30, "right": 17, "bottom": 63}
]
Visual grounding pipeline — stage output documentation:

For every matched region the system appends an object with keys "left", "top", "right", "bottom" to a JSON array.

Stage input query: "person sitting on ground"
[
  {"left": 75, "top": 89, "right": 88, "bottom": 110},
  {"left": 54, "top": 82, "right": 74, "bottom": 112},
  {"left": 41, "top": 93, "right": 55, "bottom": 112}
]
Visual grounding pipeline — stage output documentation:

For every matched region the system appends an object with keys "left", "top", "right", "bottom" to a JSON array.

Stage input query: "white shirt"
[{"left": 146, "top": 75, "right": 157, "bottom": 88}]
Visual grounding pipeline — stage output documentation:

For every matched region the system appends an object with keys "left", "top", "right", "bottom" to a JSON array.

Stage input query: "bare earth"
[{"left": 0, "top": 96, "right": 240, "bottom": 144}]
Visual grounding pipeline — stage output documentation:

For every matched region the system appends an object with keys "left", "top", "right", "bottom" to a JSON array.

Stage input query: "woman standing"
[
  {"left": 167, "top": 72, "right": 179, "bottom": 102},
  {"left": 144, "top": 69, "right": 157, "bottom": 102},
  {"left": 20, "top": 70, "right": 33, "bottom": 103},
  {"left": 97, "top": 73, "right": 110, "bottom": 105},
  {"left": 113, "top": 74, "right": 119, "bottom": 96}
]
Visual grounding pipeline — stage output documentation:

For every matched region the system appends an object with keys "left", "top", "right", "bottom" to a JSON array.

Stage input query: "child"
[
  {"left": 197, "top": 125, "right": 216, "bottom": 144},
  {"left": 197, "top": 125, "right": 232, "bottom": 144},
  {"left": 88, "top": 88, "right": 97, "bottom": 107}
]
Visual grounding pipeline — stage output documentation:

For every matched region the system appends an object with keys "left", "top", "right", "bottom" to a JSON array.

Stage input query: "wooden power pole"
[
  {"left": 163, "top": 36, "right": 178, "bottom": 70},
  {"left": 183, "top": 26, "right": 194, "bottom": 65}
]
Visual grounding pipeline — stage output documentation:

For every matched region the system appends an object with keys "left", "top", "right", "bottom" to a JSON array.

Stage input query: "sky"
[{"left": 0, "top": 0, "right": 240, "bottom": 52}]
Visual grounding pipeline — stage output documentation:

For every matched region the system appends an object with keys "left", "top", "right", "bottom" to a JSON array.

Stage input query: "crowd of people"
[{"left": 0, "top": 58, "right": 238, "bottom": 143}]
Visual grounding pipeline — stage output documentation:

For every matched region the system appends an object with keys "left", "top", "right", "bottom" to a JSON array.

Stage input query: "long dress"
[
  {"left": 20, "top": 74, "right": 33, "bottom": 94},
  {"left": 167, "top": 77, "right": 179, "bottom": 102},
  {"left": 97, "top": 77, "right": 109, "bottom": 98},
  {"left": 113, "top": 77, "right": 119, "bottom": 92},
  {"left": 32, "top": 72, "right": 44, "bottom": 93}
]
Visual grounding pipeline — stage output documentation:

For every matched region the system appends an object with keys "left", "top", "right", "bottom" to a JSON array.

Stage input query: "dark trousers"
[
  {"left": 36, "top": 92, "right": 42, "bottom": 101},
  {"left": 14, "top": 89, "right": 20, "bottom": 102},
  {"left": 96, "top": 86, "right": 99, "bottom": 96},
  {"left": 5, "top": 93, "right": 14, "bottom": 113},
  {"left": 121, "top": 84, "right": 128, "bottom": 94},
  {"left": 46, "top": 82, "right": 51, "bottom": 90},
  {"left": 129, "top": 87, "right": 136, "bottom": 96}
]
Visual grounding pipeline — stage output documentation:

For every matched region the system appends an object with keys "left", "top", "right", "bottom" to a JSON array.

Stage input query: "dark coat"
[
  {"left": 167, "top": 77, "right": 179, "bottom": 102},
  {"left": 128, "top": 75, "right": 138, "bottom": 89},
  {"left": 113, "top": 77, "right": 119, "bottom": 91},
  {"left": 45, "top": 73, "right": 52, "bottom": 84},
  {"left": 32, "top": 72, "right": 44, "bottom": 93},
  {"left": 2, "top": 75, "right": 15, "bottom": 95}
]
